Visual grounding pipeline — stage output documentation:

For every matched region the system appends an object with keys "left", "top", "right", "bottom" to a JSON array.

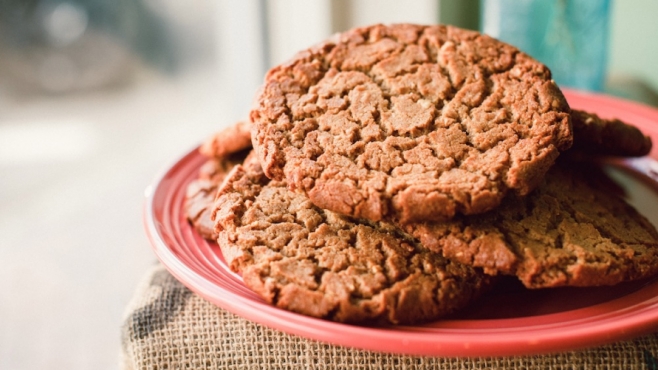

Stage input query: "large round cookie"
[
  {"left": 251, "top": 24, "right": 572, "bottom": 223},
  {"left": 211, "top": 153, "right": 491, "bottom": 324},
  {"left": 402, "top": 161, "right": 658, "bottom": 288}
]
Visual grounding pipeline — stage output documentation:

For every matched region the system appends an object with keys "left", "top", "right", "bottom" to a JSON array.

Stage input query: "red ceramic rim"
[{"left": 144, "top": 88, "right": 658, "bottom": 357}]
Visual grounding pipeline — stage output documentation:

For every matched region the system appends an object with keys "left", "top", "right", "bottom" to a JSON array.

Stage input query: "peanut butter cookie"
[
  {"left": 185, "top": 121, "right": 253, "bottom": 239},
  {"left": 402, "top": 161, "right": 658, "bottom": 288},
  {"left": 212, "top": 154, "right": 491, "bottom": 324},
  {"left": 570, "top": 109, "right": 652, "bottom": 157},
  {"left": 251, "top": 24, "right": 572, "bottom": 224}
]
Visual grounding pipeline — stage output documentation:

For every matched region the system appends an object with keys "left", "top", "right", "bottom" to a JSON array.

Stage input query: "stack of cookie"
[{"left": 186, "top": 24, "right": 658, "bottom": 325}]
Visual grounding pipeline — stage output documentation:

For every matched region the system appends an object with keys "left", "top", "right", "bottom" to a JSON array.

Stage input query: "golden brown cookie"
[
  {"left": 251, "top": 24, "right": 572, "bottom": 224},
  {"left": 570, "top": 109, "right": 652, "bottom": 157},
  {"left": 185, "top": 153, "right": 247, "bottom": 240},
  {"left": 185, "top": 120, "right": 254, "bottom": 240},
  {"left": 401, "top": 161, "right": 658, "bottom": 288},
  {"left": 211, "top": 153, "right": 491, "bottom": 324},
  {"left": 199, "top": 120, "right": 253, "bottom": 158}
]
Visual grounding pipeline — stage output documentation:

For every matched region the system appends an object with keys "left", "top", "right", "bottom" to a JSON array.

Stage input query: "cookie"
[
  {"left": 251, "top": 24, "right": 572, "bottom": 224},
  {"left": 570, "top": 109, "right": 652, "bottom": 157},
  {"left": 185, "top": 153, "right": 246, "bottom": 240},
  {"left": 199, "top": 120, "right": 253, "bottom": 158},
  {"left": 402, "top": 161, "right": 658, "bottom": 288},
  {"left": 185, "top": 120, "right": 254, "bottom": 240},
  {"left": 211, "top": 153, "right": 491, "bottom": 324}
]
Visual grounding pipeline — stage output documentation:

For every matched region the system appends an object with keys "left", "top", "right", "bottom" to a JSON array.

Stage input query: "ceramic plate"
[{"left": 144, "top": 89, "right": 658, "bottom": 357}]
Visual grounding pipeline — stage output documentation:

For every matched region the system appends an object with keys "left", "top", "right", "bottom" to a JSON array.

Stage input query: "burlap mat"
[{"left": 121, "top": 264, "right": 658, "bottom": 369}]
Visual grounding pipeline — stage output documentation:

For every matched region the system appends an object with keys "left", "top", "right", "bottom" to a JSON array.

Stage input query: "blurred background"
[{"left": 0, "top": 0, "right": 656, "bottom": 368}]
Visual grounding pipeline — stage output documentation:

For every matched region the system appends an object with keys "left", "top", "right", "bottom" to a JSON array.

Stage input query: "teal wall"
[{"left": 609, "top": 0, "right": 658, "bottom": 91}]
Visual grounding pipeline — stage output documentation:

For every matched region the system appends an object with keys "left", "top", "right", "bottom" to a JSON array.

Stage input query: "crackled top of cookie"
[
  {"left": 404, "top": 161, "right": 658, "bottom": 288},
  {"left": 251, "top": 24, "right": 572, "bottom": 223},
  {"left": 211, "top": 154, "right": 490, "bottom": 324},
  {"left": 570, "top": 109, "right": 652, "bottom": 157}
]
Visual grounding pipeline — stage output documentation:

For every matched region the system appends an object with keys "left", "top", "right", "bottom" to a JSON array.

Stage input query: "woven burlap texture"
[{"left": 121, "top": 264, "right": 658, "bottom": 370}]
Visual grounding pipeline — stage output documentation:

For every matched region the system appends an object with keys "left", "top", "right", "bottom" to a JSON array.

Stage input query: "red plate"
[{"left": 144, "top": 89, "right": 658, "bottom": 357}]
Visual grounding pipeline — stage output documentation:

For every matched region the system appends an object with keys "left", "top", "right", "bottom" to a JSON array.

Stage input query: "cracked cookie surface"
[
  {"left": 211, "top": 153, "right": 490, "bottom": 324},
  {"left": 570, "top": 109, "right": 652, "bottom": 157},
  {"left": 402, "top": 161, "right": 658, "bottom": 288},
  {"left": 251, "top": 24, "right": 572, "bottom": 223}
]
